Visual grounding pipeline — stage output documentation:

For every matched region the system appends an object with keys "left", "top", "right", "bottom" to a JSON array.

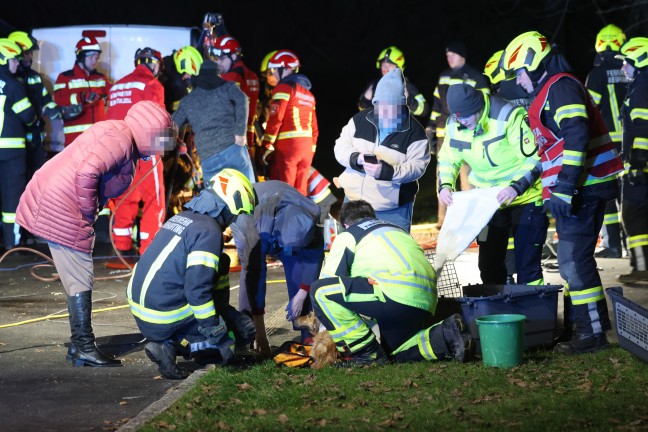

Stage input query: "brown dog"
[{"left": 293, "top": 312, "right": 339, "bottom": 369}]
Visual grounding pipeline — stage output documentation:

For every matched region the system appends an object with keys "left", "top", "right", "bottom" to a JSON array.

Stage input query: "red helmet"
[
  {"left": 267, "top": 50, "right": 300, "bottom": 70},
  {"left": 75, "top": 36, "right": 101, "bottom": 60},
  {"left": 209, "top": 35, "right": 242, "bottom": 57}
]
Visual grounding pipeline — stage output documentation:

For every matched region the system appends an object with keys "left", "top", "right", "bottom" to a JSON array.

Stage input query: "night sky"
[{"left": 3, "top": 0, "right": 647, "bottom": 182}]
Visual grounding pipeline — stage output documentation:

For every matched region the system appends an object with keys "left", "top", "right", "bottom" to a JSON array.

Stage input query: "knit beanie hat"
[
  {"left": 372, "top": 68, "right": 406, "bottom": 105},
  {"left": 446, "top": 84, "right": 484, "bottom": 117},
  {"left": 446, "top": 40, "right": 467, "bottom": 59},
  {"left": 199, "top": 59, "right": 220, "bottom": 75}
]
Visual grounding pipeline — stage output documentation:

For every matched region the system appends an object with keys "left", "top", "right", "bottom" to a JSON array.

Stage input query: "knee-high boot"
[{"left": 68, "top": 291, "right": 122, "bottom": 367}]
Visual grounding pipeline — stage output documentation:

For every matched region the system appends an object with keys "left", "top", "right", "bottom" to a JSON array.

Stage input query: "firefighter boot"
[
  {"left": 338, "top": 341, "right": 388, "bottom": 367},
  {"left": 145, "top": 341, "right": 191, "bottom": 379},
  {"left": 68, "top": 291, "right": 122, "bottom": 367},
  {"left": 553, "top": 297, "right": 574, "bottom": 345},
  {"left": 554, "top": 333, "right": 610, "bottom": 355},
  {"left": 442, "top": 314, "right": 473, "bottom": 362}
]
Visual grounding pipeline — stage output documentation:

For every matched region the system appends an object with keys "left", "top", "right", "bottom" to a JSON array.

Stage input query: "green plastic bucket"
[{"left": 476, "top": 314, "right": 526, "bottom": 368}]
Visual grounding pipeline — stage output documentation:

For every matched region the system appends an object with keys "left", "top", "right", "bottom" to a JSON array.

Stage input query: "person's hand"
[
  {"left": 549, "top": 192, "right": 573, "bottom": 219},
  {"left": 357, "top": 153, "right": 365, "bottom": 165},
  {"left": 235, "top": 135, "right": 247, "bottom": 147},
  {"left": 439, "top": 187, "right": 454, "bottom": 206},
  {"left": 198, "top": 317, "right": 228, "bottom": 345},
  {"left": 286, "top": 289, "right": 308, "bottom": 321},
  {"left": 497, "top": 186, "right": 519, "bottom": 206},
  {"left": 81, "top": 91, "right": 100, "bottom": 104},
  {"left": 363, "top": 161, "right": 382, "bottom": 178},
  {"left": 252, "top": 314, "right": 272, "bottom": 357},
  {"left": 261, "top": 148, "right": 274, "bottom": 166},
  {"left": 60, "top": 104, "right": 83, "bottom": 120}
]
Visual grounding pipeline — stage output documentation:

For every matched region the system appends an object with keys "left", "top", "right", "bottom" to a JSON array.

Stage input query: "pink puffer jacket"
[{"left": 16, "top": 101, "right": 172, "bottom": 253}]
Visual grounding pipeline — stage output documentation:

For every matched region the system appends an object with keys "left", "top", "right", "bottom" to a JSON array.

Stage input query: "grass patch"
[{"left": 140, "top": 347, "right": 648, "bottom": 431}]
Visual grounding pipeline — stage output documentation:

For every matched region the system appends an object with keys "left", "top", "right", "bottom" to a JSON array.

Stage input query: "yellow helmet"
[
  {"left": 484, "top": 50, "right": 505, "bottom": 85},
  {"left": 209, "top": 169, "right": 256, "bottom": 216},
  {"left": 8, "top": 31, "right": 38, "bottom": 52},
  {"left": 376, "top": 46, "right": 405, "bottom": 70},
  {"left": 0, "top": 38, "right": 22, "bottom": 66},
  {"left": 173, "top": 46, "right": 203, "bottom": 76},
  {"left": 619, "top": 37, "right": 648, "bottom": 69},
  {"left": 595, "top": 24, "right": 626, "bottom": 53},
  {"left": 502, "top": 31, "right": 552, "bottom": 73},
  {"left": 260, "top": 50, "right": 278, "bottom": 73}
]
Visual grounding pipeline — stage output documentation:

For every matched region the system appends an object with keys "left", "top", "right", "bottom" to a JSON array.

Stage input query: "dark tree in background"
[{"left": 2, "top": 0, "right": 647, "bottom": 182}]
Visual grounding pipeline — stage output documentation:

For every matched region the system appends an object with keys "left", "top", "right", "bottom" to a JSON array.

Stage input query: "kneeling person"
[
  {"left": 128, "top": 169, "right": 257, "bottom": 379},
  {"left": 310, "top": 200, "right": 472, "bottom": 365}
]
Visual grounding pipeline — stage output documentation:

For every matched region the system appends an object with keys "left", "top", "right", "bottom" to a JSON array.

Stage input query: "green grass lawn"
[{"left": 139, "top": 347, "right": 648, "bottom": 431}]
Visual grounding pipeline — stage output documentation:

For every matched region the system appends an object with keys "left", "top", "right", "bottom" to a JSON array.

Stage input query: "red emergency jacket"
[
  {"left": 54, "top": 63, "right": 109, "bottom": 146},
  {"left": 261, "top": 74, "right": 318, "bottom": 151},
  {"left": 222, "top": 59, "right": 259, "bottom": 145},
  {"left": 107, "top": 64, "right": 164, "bottom": 120}
]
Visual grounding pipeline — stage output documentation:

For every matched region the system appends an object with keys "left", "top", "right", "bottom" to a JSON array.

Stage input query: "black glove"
[
  {"left": 549, "top": 192, "right": 572, "bottom": 219},
  {"left": 60, "top": 104, "right": 83, "bottom": 120},
  {"left": 44, "top": 106, "right": 63, "bottom": 121},
  {"left": 198, "top": 316, "right": 228, "bottom": 345},
  {"left": 81, "top": 91, "right": 100, "bottom": 104}
]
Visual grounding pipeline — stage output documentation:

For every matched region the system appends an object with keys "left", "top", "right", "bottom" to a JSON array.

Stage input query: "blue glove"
[
  {"left": 549, "top": 192, "right": 573, "bottom": 219},
  {"left": 198, "top": 316, "right": 228, "bottom": 345},
  {"left": 215, "top": 331, "right": 236, "bottom": 366}
]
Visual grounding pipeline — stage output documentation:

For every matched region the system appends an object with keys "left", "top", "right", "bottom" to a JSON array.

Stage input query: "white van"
[{"left": 32, "top": 24, "right": 199, "bottom": 86}]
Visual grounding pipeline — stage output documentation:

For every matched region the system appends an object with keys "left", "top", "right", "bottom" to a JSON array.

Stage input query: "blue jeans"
[
  {"left": 375, "top": 201, "right": 414, "bottom": 233},
  {"left": 201, "top": 144, "right": 255, "bottom": 184}
]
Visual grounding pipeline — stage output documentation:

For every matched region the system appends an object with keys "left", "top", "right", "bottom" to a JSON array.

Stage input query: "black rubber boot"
[
  {"left": 553, "top": 298, "right": 574, "bottom": 345},
  {"left": 442, "top": 314, "right": 473, "bottom": 362},
  {"left": 554, "top": 333, "right": 610, "bottom": 355},
  {"left": 68, "top": 291, "right": 122, "bottom": 367},
  {"left": 145, "top": 341, "right": 190, "bottom": 379},
  {"left": 65, "top": 299, "right": 76, "bottom": 361}
]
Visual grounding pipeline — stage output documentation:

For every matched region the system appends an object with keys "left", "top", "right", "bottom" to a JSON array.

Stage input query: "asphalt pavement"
[{"left": 1, "top": 235, "right": 647, "bottom": 432}]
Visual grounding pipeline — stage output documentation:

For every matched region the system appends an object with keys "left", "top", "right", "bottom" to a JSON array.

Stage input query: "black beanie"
[
  {"left": 446, "top": 84, "right": 484, "bottom": 117},
  {"left": 446, "top": 40, "right": 467, "bottom": 59}
]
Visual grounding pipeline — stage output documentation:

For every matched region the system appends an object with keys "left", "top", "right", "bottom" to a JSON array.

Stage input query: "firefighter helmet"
[
  {"left": 376, "top": 46, "right": 405, "bottom": 70},
  {"left": 209, "top": 169, "right": 256, "bottom": 215},
  {"left": 620, "top": 37, "right": 648, "bottom": 69},
  {"left": 595, "top": 24, "right": 626, "bottom": 53},
  {"left": 502, "top": 31, "right": 551, "bottom": 73},
  {"left": 135, "top": 47, "right": 162, "bottom": 66},
  {"left": 209, "top": 35, "right": 242, "bottom": 57},
  {"left": 75, "top": 36, "right": 102, "bottom": 60},
  {"left": 484, "top": 50, "right": 505, "bottom": 85},
  {"left": 260, "top": 50, "right": 278, "bottom": 73},
  {"left": 267, "top": 50, "right": 300, "bottom": 70},
  {"left": 8, "top": 31, "right": 38, "bottom": 52},
  {"left": 173, "top": 46, "right": 203, "bottom": 76},
  {"left": 0, "top": 38, "right": 22, "bottom": 66}
]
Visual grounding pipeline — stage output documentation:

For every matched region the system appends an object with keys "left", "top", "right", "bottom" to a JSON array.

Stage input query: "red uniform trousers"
[{"left": 268, "top": 138, "right": 314, "bottom": 196}]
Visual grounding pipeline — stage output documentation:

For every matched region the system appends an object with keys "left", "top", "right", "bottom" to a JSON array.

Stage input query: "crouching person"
[
  {"left": 310, "top": 200, "right": 472, "bottom": 366},
  {"left": 128, "top": 169, "right": 257, "bottom": 379}
]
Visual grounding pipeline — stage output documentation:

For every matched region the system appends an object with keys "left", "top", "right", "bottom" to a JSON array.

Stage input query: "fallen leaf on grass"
[
  {"left": 216, "top": 420, "right": 232, "bottom": 430},
  {"left": 579, "top": 381, "right": 593, "bottom": 392},
  {"left": 156, "top": 421, "right": 176, "bottom": 430},
  {"left": 253, "top": 409, "right": 267, "bottom": 415},
  {"left": 393, "top": 411, "right": 405, "bottom": 421},
  {"left": 236, "top": 383, "right": 253, "bottom": 391},
  {"left": 607, "top": 418, "right": 622, "bottom": 424},
  {"left": 403, "top": 379, "right": 418, "bottom": 388},
  {"left": 278, "top": 414, "right": 289, "bottom": 424}
]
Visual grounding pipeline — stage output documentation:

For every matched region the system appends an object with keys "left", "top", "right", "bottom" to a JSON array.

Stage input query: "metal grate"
[{"left": 425, "top": 251, "right": 462, "bottom": 297}]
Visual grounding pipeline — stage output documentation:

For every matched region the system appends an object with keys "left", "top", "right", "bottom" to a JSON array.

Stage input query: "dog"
[{"left": 293, "top": 312, "right": 339, "bottom": 369}]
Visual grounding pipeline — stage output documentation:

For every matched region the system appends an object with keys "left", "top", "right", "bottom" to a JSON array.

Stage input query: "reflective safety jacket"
[
  {"left": 621, "top": 68, "right": 648, "bottom": 173},
  {"left": 222, "top": 59, "right": 259, "bottom": 145},
  {"left": 428, "top": 63, "right": 490, "bottom": 139},
  {"left": 0, "top": 67, "right": 36, "bottom": 160},
  {"left": 307, "top": 167, "right": 332, "bottom": 204},
  {"left": 438, "top": 93, "right": 541, "bottom": 206},
  {"left": 527, "top": 73, "right": 623, "bottom": 200},
  {"left": 15, "top": 66, "right": 57, "bottom": 147},
  {"left": 320, "top": 217, "right": 437, "bottom": 312},
  {"left": 54, "top": 63, "right": 109, "bottom": 146},
  {"left": 106, "top": 65, "right": 164, "bottom": 120},
  {"left": 127, "top": 211, "right": 225, "bottom": 341},
  {"left": 261, "top": 73, "right": 318, "bottom": 151},
  {"left": 585, "top": 52, "right": 629, "bottom": 145}
]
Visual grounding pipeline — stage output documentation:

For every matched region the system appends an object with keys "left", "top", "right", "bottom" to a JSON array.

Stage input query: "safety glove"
[
  {"left": 286, "top": 288, "right": 309, "bottom": 321},
  {"left": 549, "top": 181, "right": 574, "bottom": 219},
  {"left": 82, "top": 91, "right": 100, "bottom": 104},
  {"left": 60, "top": 104, "right": 83, "bottom": 120}
]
